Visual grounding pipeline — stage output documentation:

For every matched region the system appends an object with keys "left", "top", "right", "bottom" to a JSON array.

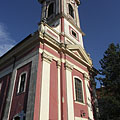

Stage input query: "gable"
[{"left": 67, "top": 44, "right": 92, "bottom": 66}]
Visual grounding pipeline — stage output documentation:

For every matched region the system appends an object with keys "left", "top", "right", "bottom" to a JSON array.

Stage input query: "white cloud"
[{"left": 0, "top": 23, "right": 16, "bottom": 57}]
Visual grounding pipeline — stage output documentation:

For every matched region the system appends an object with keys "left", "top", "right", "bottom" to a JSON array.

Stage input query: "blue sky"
[{"left": 0, "top": 0, "right": 120, "bottom": 87}]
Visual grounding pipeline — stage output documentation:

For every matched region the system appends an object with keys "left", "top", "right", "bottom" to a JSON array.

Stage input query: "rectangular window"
[
  {"left": 18, "top": 73, "right": 27, "bottom": 94},
  {"left": 72, "top": 30, "right": 77, "bottom": 38},
  {"left": 69, "top": 26, "right": 79, "bottom": 41},
  {"left": 75, "top": 78, "right": 83, "bottom": 103}
]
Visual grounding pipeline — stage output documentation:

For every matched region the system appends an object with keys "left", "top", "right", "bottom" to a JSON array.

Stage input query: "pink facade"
[
  {"left": 9, "top": 63, "right": 31, "bottom": 120},
  {"left": 0, "top": 0, "right": 99, "bottom": 120},
  {"left": 0, "top": 37, "right": 97, "bottom": 120},
  {"left": 0, "top": 74, "right": 11, "bottom": 120}
]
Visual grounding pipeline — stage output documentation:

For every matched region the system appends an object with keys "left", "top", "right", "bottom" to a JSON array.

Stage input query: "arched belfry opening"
[
  {"left": 68, "top": 4, "right": 74, "bottom": 18},
  {"left": 48, "top": 2, "right": 54, "bottom": 18}
]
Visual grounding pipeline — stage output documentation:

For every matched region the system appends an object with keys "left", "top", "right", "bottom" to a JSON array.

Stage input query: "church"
[{"left": 0, "top": 0, "right": 99, "bottom": 120}]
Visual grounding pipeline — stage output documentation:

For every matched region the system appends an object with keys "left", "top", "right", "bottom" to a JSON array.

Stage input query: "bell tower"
[{"left": 38, "top": 0, "right": 84, "bottom": 48}]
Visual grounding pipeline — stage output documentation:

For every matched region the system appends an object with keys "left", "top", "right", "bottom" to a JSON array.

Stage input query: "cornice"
[
  {"left": 0, "top": 32, "right": 39, "bottom": 67},
  {"left": 65, "top": 62, "right": 74, "bottom": 71},
  {"left": 38, "top": 31, "right": 93, "bottom": 68},
  {"left": 83, "top": 73, "right": 90, "bottom": 81},
  {"left": 42, "top": 52, "right": 53, "bottom": 63},
  {"left": 66, "top": 44, "right": 93, "bottom": 66},
  {"left": 39, "top": 13, "right": 85, "bottom": 36},
  {"left": 57, "top": 60, "right": 61, "bottom": 68}
]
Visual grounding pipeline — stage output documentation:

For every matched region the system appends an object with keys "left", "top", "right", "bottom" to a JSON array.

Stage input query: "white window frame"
[
  {"left": 73, "top": 76, "right": 85, "bottom": 105},
  {"left": 17, "top": 72, "right": 27, "bottom": 94}
]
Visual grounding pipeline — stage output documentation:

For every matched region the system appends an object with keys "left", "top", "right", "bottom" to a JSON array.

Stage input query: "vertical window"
[
  {"left": 69, "top": 4, "right": 74, "bottom": 18},
  {"left": 72, "top": 30, "right": 77, "bottom": 38},
  {"left": 48, "top": 2, "right": 54, "bottom": 17},
  {"left": 75, "top": 78, "right": 83, "bottom": 103},
  {"left": 18, "top": 72, "right": 27, "bottom": 94}
]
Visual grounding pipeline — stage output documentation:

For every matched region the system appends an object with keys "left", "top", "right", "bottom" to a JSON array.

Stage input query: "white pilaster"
[
  {"left": 39, "top": 52, "right": 52, "bottom": 120},
  {"left": 65, "top": 62, "right": 74, "bottom": 120},
  {"left": 57, "top": 61, "right": 61, "bottom": 120},
  {"left": 84, "top": 73, "right": 94, "bottom": 120}
]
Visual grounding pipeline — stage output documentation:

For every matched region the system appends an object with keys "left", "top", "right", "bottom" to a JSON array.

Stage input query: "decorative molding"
[
  {"left": 39, "top": 48, "right": 88, "bottom": 74},
  {"left": 57, "top": 60, "right": 61, "bottom": 68},
  {"left": 42, "top": 52, "right": 53, "bottom": 63},
  {"left": 65, "top": 62, "right": 74, "bottom": 71},
  {"left": 47, "top": 29, "right": 58, "bottom": 39},
  {"left": 83, "top": 73, "right": 90, "bottom": 81}
]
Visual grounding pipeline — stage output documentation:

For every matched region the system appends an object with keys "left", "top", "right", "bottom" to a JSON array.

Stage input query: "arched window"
[
  {"left": 17, "top": 72, "right": 27, "bottom": 94},
  {"left": 48, "top": 2, "right": 54, "bottom": 17},
  {"left": 69, "top": 4, "right": 74, "bottom": 18},
  {"left": 75, "top": 77, "right": 83, "bottom": 103}
]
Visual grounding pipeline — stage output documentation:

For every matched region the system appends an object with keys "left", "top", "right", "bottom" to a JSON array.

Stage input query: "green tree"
[{"left": 97, "top": 43, "right": 120, "bottom": 120}]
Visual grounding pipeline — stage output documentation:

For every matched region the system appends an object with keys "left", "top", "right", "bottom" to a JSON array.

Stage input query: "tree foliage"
[{"left": 97, "top": 43, "right": 120, "bottom": 120}]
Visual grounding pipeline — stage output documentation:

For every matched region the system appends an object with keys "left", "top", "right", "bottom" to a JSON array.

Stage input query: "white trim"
[
  {"left": 57, "top": 66, "right": 61, "bottom": 120},
  {"left": 39, "top": 49, "right": 59, "bottom": 62},
  {"left": 73, "top": 76, "right": 85, "bottom": 104},
  {"left": 8, "top": 70, "right": 17, "bottom": 120},
  {"left": 17, "top": 71, "right": 28, "bottom": 94},
  {"left": 66, "top": 69, "right": 75, "bottom": 120},
  {"left": 75, "top": 116, "right": 88, "bottom": 120},
  {"left": 39, "top": 60, "right": 51, "bottom": 120},
  {"left": 84, "top": 79, "right": 94, "bottom": 120},
  {"left": 38, "top": 48, "right": 89, "bottom": 75},
  {"left": 45, "top": 43, "right": 58, "bottom": 53}
]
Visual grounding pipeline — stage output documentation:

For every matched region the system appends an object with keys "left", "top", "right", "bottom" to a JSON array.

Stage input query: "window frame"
[
  {"left": 72, "top": 30, "right": 77, "bottom": 38},
  {"left": 47, "top": 1, "right": 55, "bottom": 19},
  {"left": 17, "top": 72, "right": 27, "bottom": 94},
  {"left": 68, "top": 3, "right": 74, "bottom": 19},
  {"left": 73, "top": 76, "right": 85, "bottom": 105},
  {"left": 69, "top": 26, "right": 79, "bottom": 41}
]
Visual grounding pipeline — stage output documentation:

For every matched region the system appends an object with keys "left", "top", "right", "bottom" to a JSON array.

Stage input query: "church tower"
[
  {"left": 37, "top": 0, "right": 98, "bottom": 120},
  {"left": 38, "top": 0, "right": 84, "bottom": 47},
  {"left": 0, "top": 0, "right": 99, "bottom": 120}
]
